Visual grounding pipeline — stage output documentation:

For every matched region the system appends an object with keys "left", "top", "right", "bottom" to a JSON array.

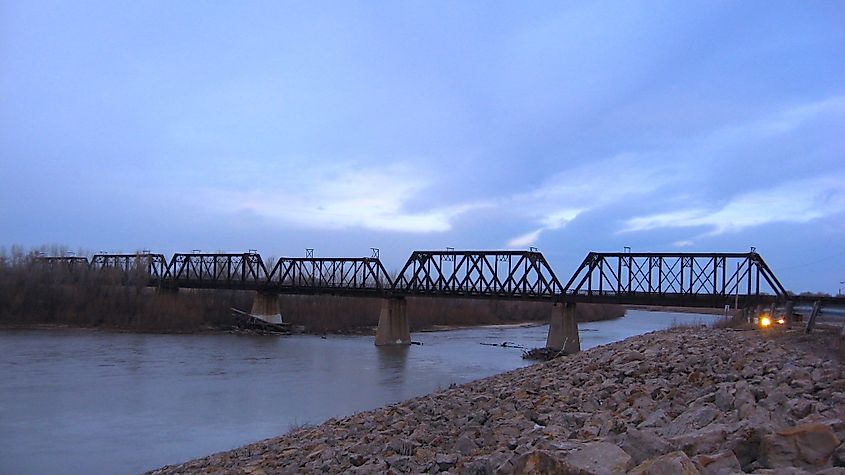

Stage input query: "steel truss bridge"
[{"left": 36, "top": 249, "right": 841, "bottom": 308}]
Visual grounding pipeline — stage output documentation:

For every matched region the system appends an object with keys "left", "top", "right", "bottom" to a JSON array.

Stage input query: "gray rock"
[
  {"left": 786, "top": 399, "right": 813, "bottom": 420},
  {"left": 384, "top": 454, "right": 415, "bottom": 473},
  {"left": 435, "top": 453, "right": 458, "bottom": 471},
  {"left": 817, "top": 468, "right": 845, "bottom": 475},
  {"left": 692, "top": 450, "right": 742, "bottom": 475},
  {"left": 454, "top": 434, "right": 479, "bottom": 456},
  {"left": 834, "top": 441, "right": 845, "bottom": 467},
  {"left": 388, "top": 436, "right": 418, "bottom": 456},
  {"left": 563, "top": 441, "right": 633, "bottom": 474},
  {"left": 759, "top": 423, "right": 841, "bottom": 470},
  {"left": 750, "top": 468, "right": 812, "bottom": 475},
  {"left": 714, "top": 384, "right": 734, "bottom": 411},
  {"left": 663, "top": 404, "right": 720, "bottom": 438},
  {"left": 503, "top": 449, "right": 568, "bottom": 474},
  {"left": 669, "top": 423, "right": 729, "bottom": 457},
  {"left": 639, "top": 408, "right": 670, "bottom": 429},
  {"left": 629, "top": 450, "right": 701, "bottom": 474},
  {"left": 619, "top": 428, "right": 675, "bottom": 465}
]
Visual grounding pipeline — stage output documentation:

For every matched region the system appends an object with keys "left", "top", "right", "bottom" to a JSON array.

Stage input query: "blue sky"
[{"left": 1, "top": 1, "right": 844, "bottom": 293}]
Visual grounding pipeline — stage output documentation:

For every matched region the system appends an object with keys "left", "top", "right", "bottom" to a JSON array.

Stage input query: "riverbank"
[
  {"left": 149, "top": 326, "right": 845, "bottom": 474},
  {"left": 628, "top": 305, "right": 740, "bottom": 316}
]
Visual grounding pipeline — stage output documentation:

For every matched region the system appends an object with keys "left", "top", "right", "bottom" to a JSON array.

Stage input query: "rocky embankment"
[{"left": 149, "top": 328, "right": 845, "bottom": 474}]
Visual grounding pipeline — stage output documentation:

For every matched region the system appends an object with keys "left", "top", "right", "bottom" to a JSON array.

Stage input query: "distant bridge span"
[{"left": 38, "top": 249, "right": 841, "bottom": 350}]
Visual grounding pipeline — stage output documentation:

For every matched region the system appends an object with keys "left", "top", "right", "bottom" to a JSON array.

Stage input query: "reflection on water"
[
  {"left": 0, "top": 310, "right": 718, "bottom": 475},
  {"left": 377, "top": 345, "right": 410, "bottom": 386}
]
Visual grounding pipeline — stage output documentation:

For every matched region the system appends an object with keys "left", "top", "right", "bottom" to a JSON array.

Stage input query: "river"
[{"left": 0, "top": 310, "right": 719, "bottom": 474}]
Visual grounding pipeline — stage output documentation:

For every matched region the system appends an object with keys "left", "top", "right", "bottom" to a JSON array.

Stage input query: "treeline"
[
  {"left": 0, "top": 248, "right": 247, "bottom": 331},
  {"left": 0, "top": 247, "right": 625, "bottom": 333}
]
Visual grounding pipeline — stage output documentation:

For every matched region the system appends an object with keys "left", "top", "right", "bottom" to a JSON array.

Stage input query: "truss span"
[
  {"left": 392, "top": 250, "right": 562, "bottom": 298},
  {"left": 166, "top": 253, "right": 268, "bottom": 289},
  {"left": 267, "top": 257, "right": 390, "bottom": 295},
  {"left": 562, "top": 251, "right": 788, "bottom": 307}
]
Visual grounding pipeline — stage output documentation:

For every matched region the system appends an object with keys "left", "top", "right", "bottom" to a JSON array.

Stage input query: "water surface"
[{"left": 0, "top": 310, "right": 718, "bottom": 474}]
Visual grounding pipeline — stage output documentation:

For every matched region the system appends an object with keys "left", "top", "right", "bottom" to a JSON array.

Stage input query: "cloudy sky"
[{"left": 1, "top": 1, "right": 844, "bottom": 293}]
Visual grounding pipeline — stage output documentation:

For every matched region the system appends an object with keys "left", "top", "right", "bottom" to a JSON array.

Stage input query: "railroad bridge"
[{"left": 40, "top": 249, "right": 835, "bottom": 352}]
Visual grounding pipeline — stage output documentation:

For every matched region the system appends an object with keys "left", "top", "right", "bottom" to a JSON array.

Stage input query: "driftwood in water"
[
  {"left": 480, "top": 341, "right": 527, "bottom": 349},
  {"left": 230, "top": 308, "right": 291, "bottom": 335},
  {"left": 521, "top": 346, "right": 569, "bottom": 361}
]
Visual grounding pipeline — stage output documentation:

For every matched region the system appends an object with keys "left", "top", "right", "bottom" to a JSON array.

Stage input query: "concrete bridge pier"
[
  {"left": 784, "top": 301, "right": 794, "bottom": 323},
  {"left": 546, "top": 302, "right": 581, "bottom": 354},
  {"left": 375, "top": 297, "right": 410, "bottom": 346},
  {"left": 251, "top": 291, "right": 283, "bottom": 325}
]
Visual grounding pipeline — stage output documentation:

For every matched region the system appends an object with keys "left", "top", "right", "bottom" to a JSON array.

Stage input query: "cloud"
[
  {"left": 703, "top": 96, "right": 845, "bottom": 149},
  {"left": 504, "top": 95, "right": 845, "bottom": 247},
  {"left": 621, "top": 176, "right": 845, "bottom": 235},
  {"left": 174, "top": 96, "right": 843, "bottom": 243},
  {"left": 506, "top": 229, "right": 543, "bottom": 248},
  {"left": 200, "top": 162, "right": 489, "bottom": 233},
  {"left": 504, "top": 153, "right": 677, "bottom": 247},
  {"left": 505, "top": 207, "right": 583, "bottom": 247}
]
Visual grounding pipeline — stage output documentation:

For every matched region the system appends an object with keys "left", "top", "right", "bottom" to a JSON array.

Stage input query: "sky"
[{"left": 1, "top": 1, "right": 844, "bottom": 294}]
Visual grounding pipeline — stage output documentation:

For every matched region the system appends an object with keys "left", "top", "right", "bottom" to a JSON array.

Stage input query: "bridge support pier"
[
  {"left": 784, "top": 301, "right": 794, "bottom": 324},
  {"left": 375, "top": 297, "right": 410, "bottom": 346},
  {"left": 546, "top": 302, "right": 580, "bottom": 354},
  {"left": 251, "top": 291, "right": 283, "bottom": 325}
]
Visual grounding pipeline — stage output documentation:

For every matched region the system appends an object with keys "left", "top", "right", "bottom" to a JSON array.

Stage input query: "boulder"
[
  {"left": 504, "top": 443, "right": 633, "bottom": 475},
  {"left": 383, "top": 454, "right": 415, "bottom": 472},
  {"left": 786, "top": 399, "right": 813, "bottom": 420},
  {"left": 619, "top": 428, "right": 676, "bottom": 465},
  {"left": 563, "top": 441, "right": 633, "bottom": 474},
  {"left": 629, "top": 451, "right": 701, "bottom": 475},
  {"left": 669, "top": 423, "right": 729, "bottom": 456},
  {"left": 663, "top": 404, "right": 721, "bottom": 438},
  {"left": 834, "top": 442, "right": 845, "bottom": 467},
  {"left": 639, "top": 408, "right": 670, "bottom": 429},
  {"left": 435, "top": 453, "right": 458, "bottom": 471},
  {"left": 759, "top": 423, "right": 841, "bottom": 470},
  {"left": 714, "top": 384, "right": 734, "bottom": 412},
  {"left": 750, "top": 468, "right": 812, "bottom": 474},
  {"left": 504, "top": 450, "right": 568, "bottom": 474},
  {"left": 454, "top": 434, "right": 479, "bottom": 456},
  {"left": 387, "top": 437, "right": 418, "bottom": 456},
  {"left": 692, "top": 450, "right": 741, "bottom": 475}
]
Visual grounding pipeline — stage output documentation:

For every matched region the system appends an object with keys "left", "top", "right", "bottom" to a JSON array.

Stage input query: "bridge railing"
[
  {"left": 562, "top": 252, "right": 788, "bottom": 304},
  {"left": 267, "top": 257, "right": 391, "bottom": 293},
  {"left": 392, "top": 250, "right": 563, "bottom": 298}
]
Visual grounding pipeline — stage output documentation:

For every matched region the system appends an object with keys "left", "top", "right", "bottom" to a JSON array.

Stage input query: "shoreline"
[
  {"left": 148, "top": 326, "right": 845, "bottom": 474},
  {"left": 626, "top": 305, "right": 740, "bottom": 316},
  {"left": 0, "top": 311, "right": 622, "bottom": 336},
  {"left": 418, "top": 321, "right": 547, "bottom": 333}
]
